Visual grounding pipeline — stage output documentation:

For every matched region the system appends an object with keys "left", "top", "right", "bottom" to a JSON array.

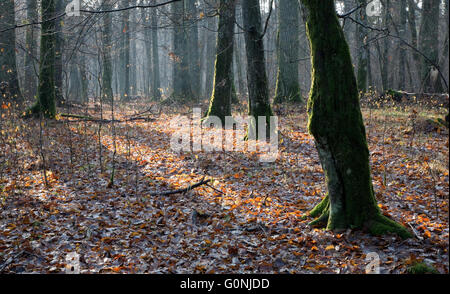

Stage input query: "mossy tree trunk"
[
  {"left": 30, "top": 0, "right": 57, "bottom": 118},
  {"left": 301, "top": 0, "right": 412, "bottom": 239},
  {"left": 151, "top": 6, "right": 161, "bottom": 101},
  {"left": 102, "top": 1, "right": 114, "bottom": 102},
  {"left": 205, "top": 0, "right": 236, "bottom": 124},
  {"left": 273, "top": 0, "right": 302, "bottom": 104},
  {"left": 0, "top": 0, "right": 22, "bottom": 100},
  {"left": 242, "top": 0, "right": 273, "bottom": 139},
  {"left": 171, "top": 1, "right": 193, "bottom": 101}
]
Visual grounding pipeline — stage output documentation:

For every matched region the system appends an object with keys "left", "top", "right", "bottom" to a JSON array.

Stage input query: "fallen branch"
[
  {"left": 150, "top": 178, "right": 211, "bottom": 196},
  {"left": 60, "top": 113, "right": 155, "bottom": 123}
]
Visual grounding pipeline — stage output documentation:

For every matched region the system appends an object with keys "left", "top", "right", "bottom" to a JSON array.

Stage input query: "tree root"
[
  {"left": 307, "top": 196, "right": 413, "bottom": 239},
  {"left": 368, "top": 214, "right": 413, "bottom": 239}
]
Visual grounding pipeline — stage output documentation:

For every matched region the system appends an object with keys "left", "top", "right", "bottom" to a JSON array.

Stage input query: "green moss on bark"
[
  {"left": 205, "top": 0, "right": 236, "bottom": 124},
  {"left": 302, "top": 0, "right": 412, "bottom": 239},
  {"left": 29, "top": 0, "right": 57, "bottom": 119}
]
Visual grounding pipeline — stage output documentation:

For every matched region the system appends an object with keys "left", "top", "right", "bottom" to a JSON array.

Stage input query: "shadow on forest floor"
[{"left": 0, "top": 101, "right": 448, "bottom": 274}]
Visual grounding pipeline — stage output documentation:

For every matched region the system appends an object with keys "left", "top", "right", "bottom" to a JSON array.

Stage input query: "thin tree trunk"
[
  {"left": 102, "top": 1, "right": 114, "bottom": 101},
  {"left": 151, "top": 6, "right": 161, "bottom": 101},
  {"left": 186, "top": 0, "right": 200, "bottom": 100},
  {"left": 54, "top": 0, "right": 65, "bottom": 105}
]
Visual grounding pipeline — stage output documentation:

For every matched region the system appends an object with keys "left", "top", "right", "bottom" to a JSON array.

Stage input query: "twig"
[{"left": 149, "top": 178, "right": 211, "bottom": 196}]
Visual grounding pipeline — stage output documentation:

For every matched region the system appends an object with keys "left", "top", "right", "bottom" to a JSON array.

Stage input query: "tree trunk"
[
  {"left": 398, "top": 0, "right": 407, "bottom": 90},
  {"left": 419, "top": 0, "right": 443, "bottom": 93},
  {"left": 120, "top": 0, "right": 131, "bottom": 101},
  {"left": 151, "top": 7, "right": 161, "bottom": 101},
  {"left": 355, "top": 0, "right": 369, "bottom": 93},
  {"left": 205, "top": 0, "right": 236, "bottom": 123},
  {"left": 301, "top": 0, "right": 411, "bottom": 238},
  {"left": 130, "top": 0, "right": 137, "bottom": 97},
  {"left": 29, "top": 0, "right": 57, "bottom": 118},
  {"left": 102, "top": 1, "right": 114, "bottom": 101},
  {"left": 273, "top": 0, "right": 302, "bottom": 104},
  {"left": 0, "top": 0, "right": 21, "bottom": 100},
  {"left": 54, "top": 0, "right": 65, "bottom": 105},
  {"left": 407, "top": 0, "right": 420, "bottom": 80},
  {"left": 186, "top": 0, "right": 200, "bottom": 100},
  {"left": 171, "top": 1, "right": 193, "bottom": 101},
  {"left": 143, "top": 8, "right": 152, "bottom": 99},
  {"left": 204, "top": 11, "right": 217, "bottom": 100},
  {"left": 242, "top": 0, "right": 273, "bottom": 139},
  {"left": 24, "top": 0, "right": 38, "bottom": 100}
]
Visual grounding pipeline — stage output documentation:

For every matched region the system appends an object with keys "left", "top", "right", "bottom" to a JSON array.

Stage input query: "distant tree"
[
  {"left": 205, "top": 0, "right": 236, "bottom": 124},
  {"left": 186, "top": 0, "right": 201, "bottom": 100},
  {"left": 419, "top": 0, "right": 443, "bottom": 92},
  {"left": 55, "top": 0, "right": 65, "bottom": 105},
  {"left": 151, "top": 6, "right": 161, "bottom": 101},
  {"left": 101, "top": 1, "right": 114, "bottom": 101},
  {"left": 204, "top": 8, "right": 217, "bottom": 100},
  {"left": 28, "top": 0, "right": 57, "bottom": 118},
  {"left": 24, "top": 0, "right": 38, "bottom": 100},
  {"left": 273, "top": 0, "right": 302, "bottom": 104},
  {"left": 355, "top": 0, "right": 369, "bottom": 93},
  {"left": 242, "top": 0, "right": 273, "bottom": 139},
  {"left": 0, "top": 0, "right": 21, "bottom": 100},
  {"left": 171, "top": 0, "right": 193, "bottom": 101},
  {"left": 120, "top": 0, "right": 131, "bottom": 101},
  {"left": 301, "top": 0, "right": 411, "bottom": 238}
]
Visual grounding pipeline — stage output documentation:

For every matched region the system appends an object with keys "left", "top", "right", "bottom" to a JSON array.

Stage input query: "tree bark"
[
  {"left": 242, "top": 0, "right": 273, "bottom": 139},
  {"left": 355, "top": 0, "right": 369, "bottom": 93},
  {"left": 54, "top": 0, "right": 65, "bottom": 105},
  {"left": 29, "top": 0, "right": 57, "bottom": 118},
  {"left": 273, "top": 0, "right": 302, "bottom": 104},
  {"left": 186, "top": 0, "right": 200, "bottom": 100},
  {"left": 301, "top": 0, "right": 411, "bottom": 238},
  {"left": 120, "top": 0, "right": 131, "bottom": 101},
  {"left": 151, "top": 6, "right": 161, "bottom": 101},
  {"left": 24, "top": 0, "right": 38, "bottom": 100},
  {"left": 0, "top": 0, "right": 22, "bottom": 100},
  {"left": 419, "top": 0, "right": 443, "bottom": 93},
  {"left": 102, "top": 1, "right": 114, "bottom": 101},
  {"left": 205, "top": 0, "right": 236, "bottom": 124},
  {"left": 171, "top": 1, "right": 193, "bottom": 101}
]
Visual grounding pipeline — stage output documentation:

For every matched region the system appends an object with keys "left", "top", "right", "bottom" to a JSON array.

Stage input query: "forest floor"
[{"left": 0, "top": 100, "right": 448, "bottom": 274}]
